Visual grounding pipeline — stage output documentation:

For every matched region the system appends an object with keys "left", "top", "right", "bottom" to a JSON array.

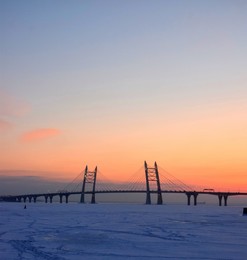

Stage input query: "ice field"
[{"left": 0, "top": 203, "right": 246, "bottom": 260}]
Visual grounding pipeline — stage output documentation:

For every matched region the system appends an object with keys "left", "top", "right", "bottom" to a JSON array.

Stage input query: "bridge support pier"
[
  {"left": 193, "top": 193, "right": 198, "bottom": 206},
  {"left": 186, "top": 193, "right": 192, "bottom": 205},
  {"left": 91, "top": 192, "right": 96, "bottom": 204},
  {"left": 65, "top": 194, "right": 69, "bottom": 203},
  {"left": 145, "top": 161, "right": 151, "bottom": 204},
  {"left": 28, "top": 196, "right": 32, "bottom": 203},
  {"left": 23, "top": 197, "right": 27, "bottom": 203},
  {"left": 59, "top": 194, "right": 63, "bottom": 203},
  {"left": 80, "top": 166, "right": 98, "bottom": 204},
  {"left": 33, "top": 196, "right": 37, "bottom": 203},
  {"left": 218, "top": 194, "right": 223, "bottom": 206},
  {"left": 45, "top": 196, "right": 48, "bottom": 203},
  {"left": 217, "top": 194, "right": 228, "bottom": 206},
  {"left": 49, "top": 195, "right": 53, "bottom": 203},
  {"left": 144, "top": 161, "right": 163, "bottom": 205},
  {"left": 155, "top": 162, "right": 163, "bottom": 205},
  {"left": 224, "top": 195, "right": 228, "bottom": 206}
]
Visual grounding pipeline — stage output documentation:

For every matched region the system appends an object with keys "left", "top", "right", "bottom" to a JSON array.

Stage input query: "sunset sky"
[{"left": 1, "top": 0, "right": 247, "bottom": 192}]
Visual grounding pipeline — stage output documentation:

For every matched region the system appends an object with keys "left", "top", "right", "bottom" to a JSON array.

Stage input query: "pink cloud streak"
[{"left": 21, "top": 128, "right": 61, "bottom": 142}]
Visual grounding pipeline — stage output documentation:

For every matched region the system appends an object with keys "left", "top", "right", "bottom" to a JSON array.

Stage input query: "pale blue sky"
[{"left": 2, "top": 1, "right": 246, "bottom": 103}]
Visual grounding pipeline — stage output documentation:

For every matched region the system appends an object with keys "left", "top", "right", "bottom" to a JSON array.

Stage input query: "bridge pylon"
[
  {"left": 144, "top": 161, "right": 163, "bottom": 205},
  {"left": 80, "top": 166, "right": 97, "bottom": 204}
]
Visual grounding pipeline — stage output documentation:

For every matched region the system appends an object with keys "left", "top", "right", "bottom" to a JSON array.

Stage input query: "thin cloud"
[{"left": 21, "top": 128, "right": 61, "bottom": 142}]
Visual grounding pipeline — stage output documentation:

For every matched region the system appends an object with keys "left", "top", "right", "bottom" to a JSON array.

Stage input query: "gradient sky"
[{"left": 1, "top": 0, "right": 247, "bottom": 192}]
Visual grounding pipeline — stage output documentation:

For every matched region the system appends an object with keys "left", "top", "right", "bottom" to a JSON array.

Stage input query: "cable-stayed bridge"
[{"left": 1, "top": 161, "right": 247, "bottom": 206}]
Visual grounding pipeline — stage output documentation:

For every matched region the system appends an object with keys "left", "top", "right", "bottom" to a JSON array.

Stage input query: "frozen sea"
[{"left": 0, "top": 203, "right": 246, "bottom": 260}]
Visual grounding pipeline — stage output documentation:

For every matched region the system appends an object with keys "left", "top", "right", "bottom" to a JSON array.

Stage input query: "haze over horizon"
[{"left": 1, "top": 0, "right": 247, "bottom": 193}]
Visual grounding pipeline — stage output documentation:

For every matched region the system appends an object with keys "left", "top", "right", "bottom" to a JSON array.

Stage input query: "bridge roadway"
[{"left": 1, "top": 190, "right": 247, "bottom": 206}]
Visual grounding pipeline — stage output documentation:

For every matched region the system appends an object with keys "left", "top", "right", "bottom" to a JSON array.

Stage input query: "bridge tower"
[
  {"left": 144, "top": 161, "right": 163, "bottom": 205},
  {"left": 80, "top": 166, "right": 97, "bottom": 204}
]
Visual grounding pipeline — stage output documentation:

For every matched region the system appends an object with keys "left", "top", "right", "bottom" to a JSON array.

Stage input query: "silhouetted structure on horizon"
[{"left": 1, "top": 161, "right": 247, "bottom": 206}]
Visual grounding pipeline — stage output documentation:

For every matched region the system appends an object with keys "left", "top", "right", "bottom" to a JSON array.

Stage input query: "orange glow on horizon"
[{"left": 0, "top": 101, "right": 246, "bottom": 193}]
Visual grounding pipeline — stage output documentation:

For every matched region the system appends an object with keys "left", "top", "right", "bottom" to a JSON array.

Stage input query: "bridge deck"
[{"left": 1, "top": 190, "right": 247, "bottom": 199}]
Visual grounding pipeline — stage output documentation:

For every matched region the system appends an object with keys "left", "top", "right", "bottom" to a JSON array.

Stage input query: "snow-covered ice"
[{"left": 0, "top": 203, "right": 246, "bottom": 259}]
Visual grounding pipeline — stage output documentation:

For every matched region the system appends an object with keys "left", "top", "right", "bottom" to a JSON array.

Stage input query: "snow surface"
[{"left": 0, "top": 203, "right": 246, "bottom": 260}]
